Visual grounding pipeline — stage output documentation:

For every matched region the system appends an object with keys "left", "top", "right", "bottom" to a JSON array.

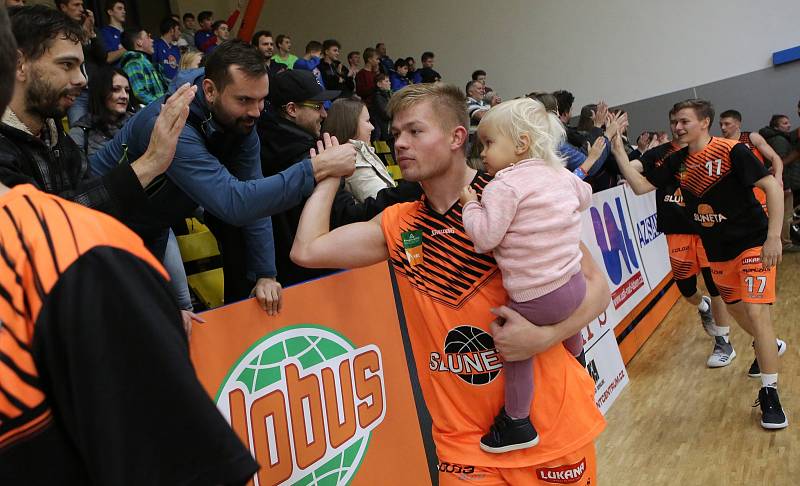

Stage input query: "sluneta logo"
[
  {"left": 216, "top": 325, "right": 386, "bottom": 486},
  {"left": 429, "top": 325, "right": 502, "bottom": 385}
]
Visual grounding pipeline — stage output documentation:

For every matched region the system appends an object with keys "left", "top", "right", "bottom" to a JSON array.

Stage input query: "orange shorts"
[
  {"left": 438, "top": 441, "right": 597, "bottom": 486},
  {"left": 666, "top": 234, "right": 709, "bottom": 281},
  {"left": 709, "top": 247, "right": 776, "bottom": 304}
]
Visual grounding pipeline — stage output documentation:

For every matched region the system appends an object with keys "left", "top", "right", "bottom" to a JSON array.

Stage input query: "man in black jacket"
[
  {"left": 259, "top": 69, "right": 422, "bottom": 286},
  {"left": 0, "top": 5, "right": 191, "bottom": 221}
]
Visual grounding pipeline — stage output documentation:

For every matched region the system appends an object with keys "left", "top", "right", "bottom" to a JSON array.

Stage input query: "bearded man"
[{"left": 90, "top": 39, "right": 357, "bottom": 310}]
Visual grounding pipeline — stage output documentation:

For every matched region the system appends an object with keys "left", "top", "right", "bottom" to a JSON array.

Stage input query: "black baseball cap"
[{"left": 269, "top": 69, "right": 340, "bottom": 107}]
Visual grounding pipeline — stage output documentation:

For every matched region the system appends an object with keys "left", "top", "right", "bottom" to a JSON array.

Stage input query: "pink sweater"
[{"left": 462, "top": 159, "right": 592, "bottom": 302}]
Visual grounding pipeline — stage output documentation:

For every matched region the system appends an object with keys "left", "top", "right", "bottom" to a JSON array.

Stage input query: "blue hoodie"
[{"left": 90, "top": 68, "right": 317, "bottom": 280}]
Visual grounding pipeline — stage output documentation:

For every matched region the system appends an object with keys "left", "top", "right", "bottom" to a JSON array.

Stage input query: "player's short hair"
[
  {"left": 672, "top": 99, "right": 715, "bottom": 124},
  {"left": 719, "top": 109, "right": 742, "bottom": 122},
  {"left": 387, "top": 83, "right": 469, "bottom": 151}
]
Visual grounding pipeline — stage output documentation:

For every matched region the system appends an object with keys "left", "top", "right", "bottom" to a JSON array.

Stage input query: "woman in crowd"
[
  {"left": 322, "top": 97, "right": 396, "bottom": 202},
  {"left": 69, "top": 67, "right": 136, "bottom": 157}
]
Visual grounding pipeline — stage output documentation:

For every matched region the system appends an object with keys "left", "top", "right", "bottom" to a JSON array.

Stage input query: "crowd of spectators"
[{"left": 1, "top": 0, "right": 798, "bottom": 315}]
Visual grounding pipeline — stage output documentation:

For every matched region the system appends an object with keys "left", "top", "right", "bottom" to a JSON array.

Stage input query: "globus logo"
[
  {"left": 589, "top": 196, "right": 639, "bottom": 285},
  {"left": 216, "top": 325, "right": 386, "bottom": 486}
]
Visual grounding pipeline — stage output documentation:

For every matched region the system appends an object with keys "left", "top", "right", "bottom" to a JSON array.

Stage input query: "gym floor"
[{"left": 598, "top": 252, "right": 799, "bottom": 485}]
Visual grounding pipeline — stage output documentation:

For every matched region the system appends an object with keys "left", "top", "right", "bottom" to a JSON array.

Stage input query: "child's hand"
[
  {"left": 459, "top": 185, "right": 478, "bottom": 205},
  {"left": 588, "top": 136, "right": 607, "bottom": 159}
]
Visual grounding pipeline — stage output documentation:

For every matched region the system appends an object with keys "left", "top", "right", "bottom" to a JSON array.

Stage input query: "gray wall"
[
  {"left": 258, "top": 0, "right": 800, "bottom": 112},
  {"left": 620, "top": 61, "right": 800, "bottom": 140}
]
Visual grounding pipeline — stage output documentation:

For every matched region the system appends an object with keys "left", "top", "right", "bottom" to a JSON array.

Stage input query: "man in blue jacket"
[{"left": 91, "top": 40, "right": 356, "bottom": 312}]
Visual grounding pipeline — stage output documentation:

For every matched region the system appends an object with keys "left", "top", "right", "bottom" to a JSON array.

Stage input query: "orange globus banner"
[{"left": 190, "top": 263, "right": 433, "bottom": 486}]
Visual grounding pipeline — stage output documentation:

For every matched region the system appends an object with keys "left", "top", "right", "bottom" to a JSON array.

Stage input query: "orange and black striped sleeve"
[{"left": 0, "top": 186, "right": 258, "bottom": 485}]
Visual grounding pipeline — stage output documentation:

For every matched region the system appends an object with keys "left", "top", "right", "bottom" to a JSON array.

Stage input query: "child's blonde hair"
[{"left": 479, "top": 98, "right": 566, "bottom": 168}]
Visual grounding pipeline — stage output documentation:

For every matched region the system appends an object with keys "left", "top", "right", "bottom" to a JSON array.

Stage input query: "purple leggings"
[{"left": 504, "top": 272, "right": 586, "bottom": 419}]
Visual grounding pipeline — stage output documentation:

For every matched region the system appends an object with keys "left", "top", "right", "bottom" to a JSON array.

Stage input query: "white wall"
[{"left": 255, "top": 0, "right": 800, "bottom": 111}]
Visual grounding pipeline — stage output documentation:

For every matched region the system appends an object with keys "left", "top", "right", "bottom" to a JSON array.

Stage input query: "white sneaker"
[{"left": 707, "top": 336, "right": 736, "bottom": 368}]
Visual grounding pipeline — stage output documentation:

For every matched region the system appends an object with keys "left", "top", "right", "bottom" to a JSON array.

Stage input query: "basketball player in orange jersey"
[
  {"left": 293, "top": 83, "right": 609, "bottom": 485},
  {"left": 612, "top": 99, "right": 788, "bottom": 430},
  {"left": 621, "top": 109, "right": 738, "bottom": 368},
  {"left": 719, "top": 109, "right": 791, "bottom": 376}
]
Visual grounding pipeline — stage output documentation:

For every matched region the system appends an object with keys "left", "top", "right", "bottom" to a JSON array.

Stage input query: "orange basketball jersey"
[{"left": 380, "top": 172, "right": 605, "bottom": 469}]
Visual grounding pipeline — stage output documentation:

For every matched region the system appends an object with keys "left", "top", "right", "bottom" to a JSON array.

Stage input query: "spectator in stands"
[
  {"left": 529, "top": 91, "right": 612, "bottom": 180},
  {"left": 69, "top": 67, "right": 134, "bottom": 156},
  {"left": 206, "top": 20, "right": 230, "bottom": 54},
  {"left": 419, "top": 51, "right": 441, "bottom": 83},
  {"left": 168, "top": 14, "right": 189, "bottom": 52},
  {"left": 1, "top": 5, "right": 195, "bottom": 229},
  {"left": 154, "top": 16, "right": 182, "bottom": 80},
  {"left": 91, "top": 41, "right": 356, "bottom": 310},
  {"left": 472, "top": 69, "right": 487, "bottom": 84},
  {"left": 345, "top": 50, "right": 360, "bottom": 93},
  {"left": 323, "top": 97, "right": 396, "bottom": 202},
  {"left": 251, "top": 30, "right": 284, "bottom": 78},
  {"left": 406, "top": 56, "right": 422, "bottom": 83},
  {"left": 390, "top": 58, "right": 412, "bottom": 91},
  {"left": 179, "top": 50, "right": 202, "bottom": 70},
  {"left": 55, "top": 0, "right": 106, "bottom": 126},
  {"left": 259, "top": 69, "right": 420, "bottom": 286},
  {"left": 194, "top": 10, "right": 214, "bottom": 51},
  {"left": 5, "top": 0, "right": 23, "bottom": 5},
  {"left": 466, "top": 79, "right": 491, "bottom": 125},
  {"left": 356, "top": 47, "right": 380, "bottom": 105},
  {"left": 347, "top": 50, "right": 361, "bottom": 72},
  {"left": 372, "top": 73, "right": 392, "bottom": 141},
  {"left": 120, "top": 28, "right": 167, "bottom": 105},
  {"left": 553, "top": 89, "right": 575, "bottom": 125},
  {"left": 760, "top": 114, "right": 799, "bottom": 249},
  {"left": 195, "top": 4, "right": 243, "bottom": 53},
  {"left": 320, "top": 39, "right": 347, "bottom": 91},
  {"left": 376, "top": 42, "right": 393, "bottom": 74},
  {"left": 0, "top": 9, "right": 260, "bottom": 483},
  {"left": 273, "top": 33, "right": 298, "bottom": 69},
  {"left": 294, "top": 40, "right": 325, "bottom": 87},
  {"left": 180, "top": 12, "right": 197, "bottom": 48},
  {"left": 100, "top": 0, "right": 126, "bottom": 63}
]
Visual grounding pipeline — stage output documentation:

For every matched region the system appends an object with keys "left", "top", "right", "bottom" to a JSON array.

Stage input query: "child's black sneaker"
[{"left": 479, "top": 409, "right": 539, "bottom": 453}]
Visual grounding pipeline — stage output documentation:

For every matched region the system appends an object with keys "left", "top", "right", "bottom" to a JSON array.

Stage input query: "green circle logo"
[{"left": 216, "top": 325, "right": 386, "bottom": 486}]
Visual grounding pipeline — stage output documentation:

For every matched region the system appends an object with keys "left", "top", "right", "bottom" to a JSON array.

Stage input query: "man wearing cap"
[
  {"left": 259, "top": 69, "right": 423, "bottom": 286},
  {"left": 91, "top": 40, "right": 357, "bottom": 312}
]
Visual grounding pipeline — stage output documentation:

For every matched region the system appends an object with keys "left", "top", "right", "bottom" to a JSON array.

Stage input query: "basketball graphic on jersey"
[{"left": 429, "top": 325, "right": 503, "bottom": 385}]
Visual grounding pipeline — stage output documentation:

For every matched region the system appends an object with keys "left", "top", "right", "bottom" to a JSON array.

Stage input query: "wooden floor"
[{"left": 598, "top": 251, "right": 800, "bottom": 486}]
